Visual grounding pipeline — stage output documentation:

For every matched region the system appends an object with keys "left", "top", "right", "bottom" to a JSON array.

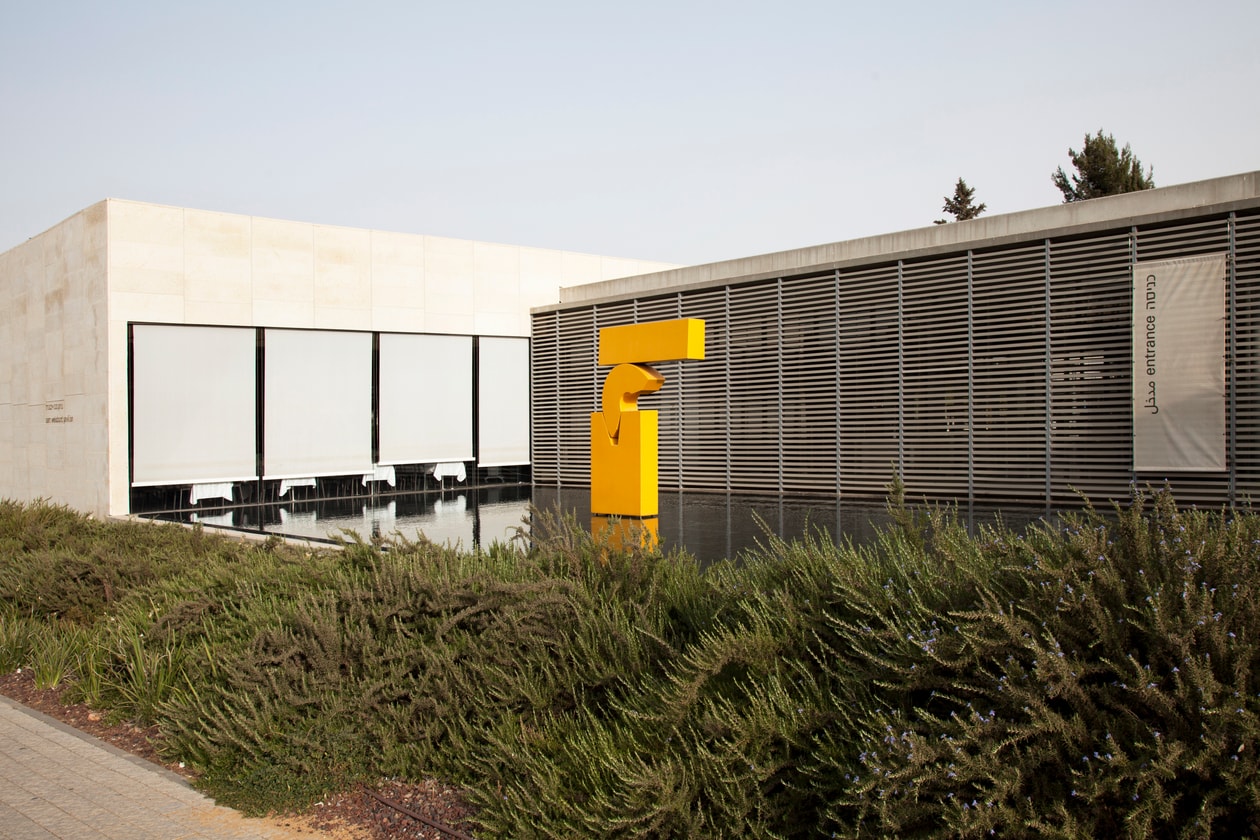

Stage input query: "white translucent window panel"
[
  {"left": 263, "top": 329, "right": 372, "bottom": 479},
  {"left": 378, "top": 334, "right": 473, "bottom": 465},
  {"left": 478, "top": 336, "right": 530, "bottom": 466},
  {"left": 131, "top": 325, "right": 257, "bottom": 486}
]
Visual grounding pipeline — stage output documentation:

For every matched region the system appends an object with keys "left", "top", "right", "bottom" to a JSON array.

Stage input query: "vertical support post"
[
  {"left": 1043, "top": 239, "right": 1052, "bottom": 507},
  {"left": 255, "top": 327, "right": 266, "bottom": 502},
  {"left": 1228, "top": 212, "right": 1239, "bottom": 505},
  {"left": 724, "top": 286, "right": 732, "bottom": 494},
  {"left": 372, "top": 332, "right": 381, "bottom": 469},
  {"left": 897, "top": 260, "right": 905, "bottom": 478},
  {"left": 591, "top": 304, "right": 601, "bottom": 418},
  {"left": 834, "top": 269, "right": 842, "bottom": 499},
  {"left": 126, "top": 323, "right": 135, "bottom": 510},
  {"left": 551, "top": 312, "right": 559, "bottom": 487},
  {"left": 469, "top": 334, "right": 478, "bottom": 474},
  {"left": 967, "top": 249, "right": 975, "bottom": 503},
  {"left": 776, "top": 277, "right": 784, "bottom": 496},
  {"left": 371, "top": 332, "right": 381, "bottom": 503},
  {"left": 1129, "top": 225, "right": 1139, "bottom": 489},
  {"left": 677, "top": 293, "right": 684, "bottom": 487}
]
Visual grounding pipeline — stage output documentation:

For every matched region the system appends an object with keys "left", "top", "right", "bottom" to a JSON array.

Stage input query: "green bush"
[
  {"left": 0, "top": 502, "right": 261, "bottom": 624},
  {"left": 1, "top": 494, "right": 1258, "bottom": 836},
  {"left": 158, "top": 519, "right": 716, "bottom": 814},
  {"left": 826, "top": 492, "right": 1260, "bottom": 838},
  {"left": 28, "top": 622, "right": 88, "bottom": 689},
  {"left": 0, "top": 603, "right": 37, "bottom": 672}
]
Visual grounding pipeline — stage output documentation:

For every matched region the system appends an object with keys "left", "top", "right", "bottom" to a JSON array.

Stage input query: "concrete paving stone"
[
  {"left": 0, "top": 804, "right": 52, "bottom": 840},
  {"left": 0, "top": 695, "right": 318, "bottom": 840},
  {"left": 39, "top": 814, "right": 104, "bottom": 838},
  {"left": 4, "top": 825, "right": 59, "bottom": 840},
  {"left": 7, "top": 801, "right": 67, "bottom": 823}
]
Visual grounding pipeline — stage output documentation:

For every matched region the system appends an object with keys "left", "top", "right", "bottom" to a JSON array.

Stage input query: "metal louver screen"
[
  {"left": 678, "top": 289, "right": 730, "bottom": 489},
  {"left": 971, "top": 244, "right": 1048, "bottom": 500},
  {"left": 531, "top": 209, "right": 1260, "bottom": 507},
  {"left": 901, "top": 254, "right": 970, "bottom": 497},
  {"left": 555, "top": 309, "right": 595, "bottom": 485},
  {"left": 634, "top": 296, "right": 683, "bottom": 487},
  {"left": 530, "top": 312, "right": 560, "bottom": 482},
  {"left": 781, "top": 274, "right": 839, "bottom": 494},
  {"left": 837, "top": 264, "right": 900, "bottom": 495},
  {"left": 1047, "top": 233, "right": 1132, "bottom": 503},
  {"left": 726, "top": 282, "right": 781, "bottom": 492},
  {"left": 1235, "top": 214, "right": 1260, "bottom": 498}
]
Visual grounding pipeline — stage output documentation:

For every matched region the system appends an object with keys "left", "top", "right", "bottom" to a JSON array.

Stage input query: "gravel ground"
[{"left": 0, "top": 669, "right": 479, "bottom": 839}]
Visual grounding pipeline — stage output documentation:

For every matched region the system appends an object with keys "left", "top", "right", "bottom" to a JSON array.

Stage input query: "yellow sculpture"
[{"left": 590, "top": 319, "right": 705, "bottom": 537}]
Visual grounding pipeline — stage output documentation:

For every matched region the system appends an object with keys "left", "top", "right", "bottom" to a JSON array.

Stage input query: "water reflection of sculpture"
[{"left": 591, "top": 319, "right": 705, "bottom": 548}]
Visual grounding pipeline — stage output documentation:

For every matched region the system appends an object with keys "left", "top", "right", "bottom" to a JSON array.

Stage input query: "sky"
[{"left": 2, "top": 0, "right": 1258, "bottom": 266}]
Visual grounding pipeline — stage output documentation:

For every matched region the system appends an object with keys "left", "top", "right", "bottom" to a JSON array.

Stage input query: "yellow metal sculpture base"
[
  {"left": 591, "top": 409, "right": 658, "bottom": 517},
  {"left": 591, "top": 515, "right": 660, "bottom": 551}
]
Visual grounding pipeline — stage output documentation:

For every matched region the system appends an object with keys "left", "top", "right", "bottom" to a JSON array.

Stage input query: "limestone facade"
[{"left": 0, "top": 199, "right": 676, "bottom": 516}]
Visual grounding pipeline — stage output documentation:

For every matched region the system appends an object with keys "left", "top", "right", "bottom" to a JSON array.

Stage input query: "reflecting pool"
[
  {"left": 149, "top": 484, "right": 1052, "bottom": 564},
  {"left": 150, "top": 484, "right": 534, "bottom": 551}
]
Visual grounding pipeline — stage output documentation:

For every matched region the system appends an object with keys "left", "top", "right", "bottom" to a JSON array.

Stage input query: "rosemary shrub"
[{"left": 0, "top": 492, "right": 1257, "bottom": 837}]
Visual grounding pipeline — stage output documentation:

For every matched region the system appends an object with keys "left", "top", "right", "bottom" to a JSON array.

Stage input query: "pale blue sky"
[{"left": 2, "top": 0, "right": 1257, "bottom": 265}]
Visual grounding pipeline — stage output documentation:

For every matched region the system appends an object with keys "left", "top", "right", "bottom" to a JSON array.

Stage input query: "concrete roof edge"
[
  {"left": 542, "top": 171, "right": 1260, "bottom": 311},
  {"left": 94, "top": 198, "right": 678, "bottom": 266},
  {"left": 0, "top": 200, "right": 112, "bottom": 257}
]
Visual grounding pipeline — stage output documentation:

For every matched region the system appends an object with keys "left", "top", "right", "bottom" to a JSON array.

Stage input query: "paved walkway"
[{"left": 0, "top": 694, "right": 315, "bottom": 839}]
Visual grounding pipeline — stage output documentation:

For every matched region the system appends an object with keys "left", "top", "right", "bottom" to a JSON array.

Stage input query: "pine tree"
[
  {"left": 934, "top": 178, "right": 986, "bottom": 224},
  {"left": 1052, "top": 129, "right": 1154, "bottom": 202}
]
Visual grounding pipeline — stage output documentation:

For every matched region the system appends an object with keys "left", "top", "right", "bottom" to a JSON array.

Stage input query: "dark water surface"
[{"left": 150, "top": 484, "right": 1053, "bottom": 564}]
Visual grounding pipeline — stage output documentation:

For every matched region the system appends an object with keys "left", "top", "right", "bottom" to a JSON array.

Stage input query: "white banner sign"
[{"left": 1132, "top": 254, "right": 1226, "bottom": 472}]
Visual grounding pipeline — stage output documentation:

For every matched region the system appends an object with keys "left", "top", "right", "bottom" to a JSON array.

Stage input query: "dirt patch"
[{"left": 0, "top": 669, "right": 478, "bottom": 838}]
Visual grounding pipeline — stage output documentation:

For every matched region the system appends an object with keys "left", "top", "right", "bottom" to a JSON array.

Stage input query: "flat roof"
[{"left": 539, "top": 170, "right": 1260, "bottom": 312}]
